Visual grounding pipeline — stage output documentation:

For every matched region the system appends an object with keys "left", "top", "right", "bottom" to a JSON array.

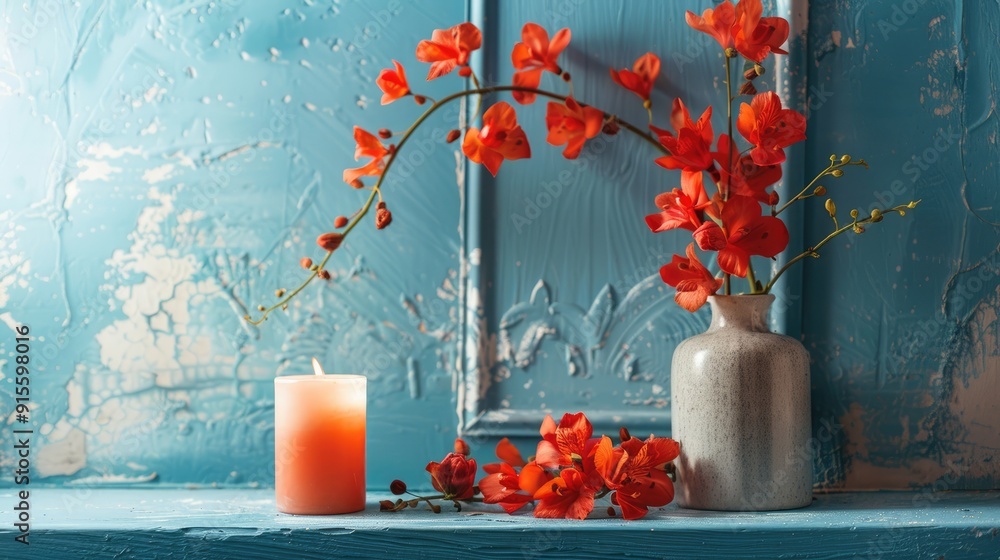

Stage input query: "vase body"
[{"left": 671, "top": 295, "right": 812, "bottom": 511}]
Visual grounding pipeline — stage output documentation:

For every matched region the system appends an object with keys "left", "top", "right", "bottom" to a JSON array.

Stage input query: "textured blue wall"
[{"left": 0, "top": 0, "right": 996, "bottom": 491}]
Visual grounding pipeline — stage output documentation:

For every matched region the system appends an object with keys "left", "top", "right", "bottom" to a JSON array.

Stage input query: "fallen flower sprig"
[{"left": 382, "top": 412, "right": 679, "bottom": 520}]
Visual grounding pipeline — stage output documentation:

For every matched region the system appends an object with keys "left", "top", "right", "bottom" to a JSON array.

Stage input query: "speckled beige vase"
[{"left": 671, "top": 295, "right": 812, "bottom": 511}]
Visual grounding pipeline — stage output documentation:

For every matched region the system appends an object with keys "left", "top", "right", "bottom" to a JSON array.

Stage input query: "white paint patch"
[
  {"left": 87, "top": 143, "right": 142, "bottom": 159},
  {"left": 64, "top": 178, "right": 80, "bottom": 208},
  {"left": 142, "top": 163, "right": 175, "bottom": 184},
  {"left": 77, "top": 159, "right": 121, "bottom": 182},
  {"left": 143, "top": 84, "right": 166, "bottom": 104},
  {"left": 140, "top": 119, "right": 160, "bottom": 136}
]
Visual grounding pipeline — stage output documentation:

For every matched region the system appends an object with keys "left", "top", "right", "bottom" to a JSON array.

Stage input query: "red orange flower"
[
  {"left": 511, "top": 23, "right": 571, "bottom": 104},
  {"left": 535, "top": 412, "right": 597, "bottom": 470},
  {"left": 686, "top": 1, "right": 736, "bottom": 50},
  {"left": 426, "top": 452, "right": 477, "bottom": 500},
  {"left": 532, "top": 468, "right": 602, "bottom": 520},
  {"left": 659, "top": 243, "right": 723, "bottom": 312},
  {"left": 610, "top": 52, "right": 661, "bottom": 102},
  {"left": 651, "top": 98, "right": 715, "bottom": 172},
  {"left": 416, "top": 22, "right": 482, "bottom": 80},
  {"left": 645, "top": 170, "right": 711, "bottom": 233},
  {"left": 714, "top": 134, "right": 782, "bottom": 203},
  {"left": 480, "top": 461, "right": 552, "bottom": 514},
  {"left": 737, "top": 91, "right": 806, "bottom": 166},
  {"left": 594, "top": 435, "right": 679, "bottom": 520},
  {"left": 343, "top": 126, "right": 390, "bottom": 185},
  {"left": 376, "top": 60, "right": 411, "bottom": 105},
  {"left": 692, "top": 195, "right": 789, "bottom": 277},
  {"left": 733, "top": 0, "right": 790, "bottom": 63},
  {"left": 545, "top": 96, "right": 604, "bottom": 159},
  {"left": 462, "top": 102, "right": 531, "bottom": 176}
]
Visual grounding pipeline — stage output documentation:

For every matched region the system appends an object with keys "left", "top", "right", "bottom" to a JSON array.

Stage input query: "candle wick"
[{"left": 311, "top": 357, "right": 325, "bottom": 376}]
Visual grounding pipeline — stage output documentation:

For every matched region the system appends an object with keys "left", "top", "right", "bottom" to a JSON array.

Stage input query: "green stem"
[
  {"left": 773, "top": 164, "right": 832, "bottom": 217},
  {"left": 722, "top": 53, "right": 735, "bottom": 295},
  {"left": 746, "top": 265, "right": 758, "bottom": 294},
  {"left": 762, "top": 202, "right": 918, "bottom": 293},
  {"left": 245, "top": 85, "right": 665, "bottom": 324}
]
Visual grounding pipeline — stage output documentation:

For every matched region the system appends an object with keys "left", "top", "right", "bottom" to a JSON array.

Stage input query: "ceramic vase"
[{"left": 671, "top": 294, "right": 812, "bottom": 511}]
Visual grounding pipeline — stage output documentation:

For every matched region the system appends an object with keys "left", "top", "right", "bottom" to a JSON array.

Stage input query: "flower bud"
[
  {"left": 350, "top": 179, "right": 364, "bottom": 189},
  {"left": 446, "top": 129, "right": 461, "bottom": 143},
  {"left": 257, "top": 305, "right": 266, "bottom": 311},
  {"left": 829, "top": 154, "right": 837, "bottom": 162},
  {"left": 390, "top": 479, "right": 407, "bottom": 495},
  {"left": 299, "top": 257, "right": 313, "bottom": 269},
  {"left": 850, "top": 209, "right": 859, "bottom": 219},
  {"left": 454, "top": 438, "right": 470, "bottom": 456},
  {"left": 607, "top": 506, "right": 616, "bottom": 517},
  {"left": 561, "top": 71, "right": 572, "bottom": 82},
  {"left": 413, "top": 94, "right": 427, "bottom": 105},
  {"left": 907, "top": 200, "right": 920, "bottom": 209},
  {"left": 739, "top": 80, "right": 757, "bottom": 95},
  {"left": 853, "top": 225, "right": 866, "bottom": 234},
  {"left": 725, "top": 47, "right": 737, "bottom": 58},
  {"left": 824, "top": 199, "right": 836, "bottom": 218},
  {"left": 376, "top": 207, "right": 393, "bottom": 230},
  {"left": 378, "top": 128, "right": 392, "bottom": 139},
  {"left": 317, "top": 269, "right": 331, "bottom": 280},
  {"left": 754, "top": 63, "right": 765, "bottom": 76},
  {"left": 334, "top": 215, "right": 349, "bottom": 228},
  {"left": 431, "top": 504, "right": 442, "bottom": 514},
  {"left": 768, "top": 191, "right": 780, "bottom": 206},
  {"left": 743, "top": 67, "right": 758, "bottom": 81},
  {"left": 316, "top": 232, "right": 344, "bottom": 251},
  {"left": 840, "top": 154, "right": 852, "bottom": 164},
  {"left": 831, "top": 169, "right": 844, "bottom": 178},
  {"left": 602, "top": 118, "right": 621, "bottom": 136},
  {"left": 458, "top": 66, "right": 472, "bottom": 78},
  {"left": 275, "top": 288, "right": 286, "bottom": 298},
  {"left": 379, "top": 500, "right": 396, "bottom": 511},
  {"left": 870, "top": 208, "right": 883, "bottom": 222},
  {"left": 813, "top": 186, "right": 827, "bottom": 196},
  {"left": 619, "top": 426, "right": 631, "bottom": 443}
]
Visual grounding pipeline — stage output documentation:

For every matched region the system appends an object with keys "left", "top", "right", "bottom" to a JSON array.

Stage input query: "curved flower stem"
[
  {"left": 774, "top": 163, "right": 833, "bottom": 217},
  {"left": 245, "top": 85, "right": 666, "bottom": 324},
  {"left": 762, "top": 201, "right": 919, "bottom": 293},
  {"left": 773, "top": 158, "right": 868, "bottom": 217}
]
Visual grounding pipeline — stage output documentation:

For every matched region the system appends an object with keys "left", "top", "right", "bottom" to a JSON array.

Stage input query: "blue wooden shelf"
[{"left": 2, "top": 489, "right": 997, "bottom": 559}]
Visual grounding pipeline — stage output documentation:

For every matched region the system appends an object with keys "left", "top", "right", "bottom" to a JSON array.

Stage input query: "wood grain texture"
[{"left": 1, "top": 489, "right": 998, "bottom": 559}]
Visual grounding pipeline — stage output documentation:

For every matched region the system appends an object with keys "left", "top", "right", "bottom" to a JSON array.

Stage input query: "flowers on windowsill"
[
  {"left": 380, "top": 412, "right": 679, "bottom": 520},
  {"left": 245, "top": 0, "right": 919, "bottom": 325}
]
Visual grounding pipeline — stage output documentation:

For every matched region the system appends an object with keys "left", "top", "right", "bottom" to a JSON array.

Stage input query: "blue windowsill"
[{"left": 2, "top": 489, "right": 998, "bottom": 559}]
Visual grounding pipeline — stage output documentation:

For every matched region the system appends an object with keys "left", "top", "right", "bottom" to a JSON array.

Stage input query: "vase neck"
[{"left": 706, "top": 295, "right": 774, "bottom": 333}]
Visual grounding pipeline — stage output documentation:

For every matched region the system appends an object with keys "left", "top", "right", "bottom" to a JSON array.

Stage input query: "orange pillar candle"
[{"left": 274, "top": 359, "right": 366, "bottom": 514}]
